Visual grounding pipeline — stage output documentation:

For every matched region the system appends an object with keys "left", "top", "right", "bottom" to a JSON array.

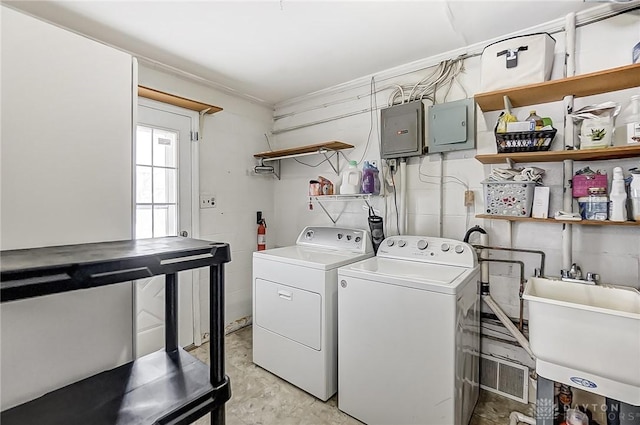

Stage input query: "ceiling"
[{"left": 4, "top": 1, "right": 615, "bottom": 105}]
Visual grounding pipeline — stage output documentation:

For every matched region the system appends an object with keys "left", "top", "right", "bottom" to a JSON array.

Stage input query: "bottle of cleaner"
[
  {"left": 609, "top": 166, "right": 628, "bottom": 222},
  {"left": 339, "top": 160, "right": 361, "bottom": 195},
  {"left": 613, "top": 95, "right": 640, "bottom": 146}
]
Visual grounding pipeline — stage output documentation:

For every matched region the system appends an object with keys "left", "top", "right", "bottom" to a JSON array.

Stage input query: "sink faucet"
[{"left": 560, "top": 263, "right": 600, "bottom": 285}]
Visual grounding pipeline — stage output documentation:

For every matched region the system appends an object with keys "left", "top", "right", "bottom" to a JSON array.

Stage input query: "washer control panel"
[
  {"left": 376, "top": 236, "right": 476, "bottom": 267},
  {"left": 296, "top": 226, "right": 372, "bottom": 253}
]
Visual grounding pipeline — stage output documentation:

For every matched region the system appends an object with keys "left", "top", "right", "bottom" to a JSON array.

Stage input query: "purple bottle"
[{"left": 361, "top": 161, "right": 380, "bottom": 195}]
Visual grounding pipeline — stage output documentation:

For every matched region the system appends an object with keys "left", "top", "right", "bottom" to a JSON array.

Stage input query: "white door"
[{"left": 135, "top": 100, "right": 197, "bottom": 357}]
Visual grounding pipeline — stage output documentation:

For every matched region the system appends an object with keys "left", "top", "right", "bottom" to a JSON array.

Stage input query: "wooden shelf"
[
  {"left": 474, "top": 63, "right": 640, "bottom": 112},
  {"left": 476, "top": 214, "right": 640, "bottom": 226},
  {"left": 475, "top": 145, "right": 640, "bottom": 164},
  {"left": 254, "top": 141, "right": 354, "bottom": 160},
  {"left": 138, "top": 86, "right": 223, "bottom": 115}
]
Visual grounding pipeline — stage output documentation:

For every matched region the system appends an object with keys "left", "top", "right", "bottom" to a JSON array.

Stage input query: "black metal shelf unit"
[{"left": 0, "top": 237, "right": 232, "bottom": 425}]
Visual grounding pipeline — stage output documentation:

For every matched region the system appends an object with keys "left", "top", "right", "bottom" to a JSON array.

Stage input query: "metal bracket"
[
  {"left": 259, "top": 148, "right": 341, "bottom": 178},
  {"left": 309, "top": 194, "right": 373, "bottom": 224}
]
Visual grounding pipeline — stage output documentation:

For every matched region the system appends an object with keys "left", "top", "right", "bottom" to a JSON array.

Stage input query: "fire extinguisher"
[{"left": 257, "top": 211, "right": 266, "bottom": 251}]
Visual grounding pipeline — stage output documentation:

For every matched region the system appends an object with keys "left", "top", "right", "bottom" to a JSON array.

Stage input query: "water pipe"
[
  {"left": 463, "top": 226, "right": 536, "bottom": 360},
  {"left": 472, "top": 245, "right": 546, "bottom": 280},
  {"left": 478, "top": 258, "right": 527, "bottom": 331}
]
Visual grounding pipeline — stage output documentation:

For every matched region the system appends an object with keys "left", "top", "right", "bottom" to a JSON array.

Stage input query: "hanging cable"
[
  {"left": 388, "top": 56, "right": 465, "bottom": 106},
  {"left": 356, "top": 76, "right": 379, "bottom": 165}
]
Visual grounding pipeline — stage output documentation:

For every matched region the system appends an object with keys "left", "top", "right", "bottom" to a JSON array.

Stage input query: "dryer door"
[{"left": 255, "top": 279, "right": 322, "bottom": 350}]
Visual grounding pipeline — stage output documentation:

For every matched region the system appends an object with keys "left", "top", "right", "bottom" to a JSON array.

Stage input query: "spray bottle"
[{"left": 609, "top": 167, "right": 627, "bottom": 222}]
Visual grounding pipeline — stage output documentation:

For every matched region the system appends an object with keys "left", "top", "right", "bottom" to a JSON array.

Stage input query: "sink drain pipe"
[
  {"left": 465, "top": 226, "right": 536, "bottom": 425},
  {"left": 463, "top": 226, "right": 536, "bottom": 359}
]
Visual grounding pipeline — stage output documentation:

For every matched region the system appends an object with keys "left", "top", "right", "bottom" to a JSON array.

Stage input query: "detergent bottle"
[
  {"left": 361, "top": 161, "right": 380, "bottom": 195},
  {"left": 340, "top": 160, "right": 361, "bottom": 195}
]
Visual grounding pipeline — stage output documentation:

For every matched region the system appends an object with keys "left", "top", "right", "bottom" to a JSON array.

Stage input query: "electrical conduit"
[{"left": 399, "top": 159, "right": 407, "bottom": 235}]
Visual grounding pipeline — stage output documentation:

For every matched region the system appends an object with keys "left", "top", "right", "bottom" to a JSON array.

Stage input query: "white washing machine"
[
  {"left": 252, "top": 226, "right": 373, "bottom": 401},
  {"left": 338, "top": 235, "right": 480, "bottom": 425}
]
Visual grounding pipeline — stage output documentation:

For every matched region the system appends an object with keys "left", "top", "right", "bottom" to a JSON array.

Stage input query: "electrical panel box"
[
  {"left": 380, "top": 101, "right": 424, "bottom": 159},
  {"left": 426, "top": 98, "right": 475, "bottom": 153}
]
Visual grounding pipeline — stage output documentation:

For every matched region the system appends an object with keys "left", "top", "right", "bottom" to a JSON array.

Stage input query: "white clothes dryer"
[
  {"left": 252, "top": 226, "right": 373, "bottom": 401},
  {"left": 338, "top": 235, "right": 480, "bottom": 425}
]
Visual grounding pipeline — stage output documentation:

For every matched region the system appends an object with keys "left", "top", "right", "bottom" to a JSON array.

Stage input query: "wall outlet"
[
  {"left": 464, "top": 190, "right": 475, "bottom": 207},
  {"left": 200, "top": 193, "right": 216, "bottom": 209}
]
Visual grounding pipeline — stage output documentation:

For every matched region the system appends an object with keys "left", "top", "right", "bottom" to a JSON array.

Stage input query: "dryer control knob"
[
  {"left": 305, "top": 230, "right": 314, "bottom": 240},
  {"left": 337, "top": 233, "right": 343, "bottom": 240},
  {"left": 386, "top": 239, "right": 395, "bottom": 247},
  {"left": 355, "top": 236, "right": 362, "bottom": 243},
  {"left": 441, "top": 243, "right": 450, "bottom": 252},
  {"left": 417, "top": 240, "right": 428, "bottom": 250},
  {"left": 455, "top": 245, "right": 465, "bottom": 254},
  {"left": 346, "top": 235, "right": 352, "bottom": 241},
  {"left": 398, "top": 240, "right": 406, "bottom": 247}
]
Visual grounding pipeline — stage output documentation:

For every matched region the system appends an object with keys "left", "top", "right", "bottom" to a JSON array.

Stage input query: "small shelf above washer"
[
  {"left": 253, "top": 141, "right": 354, "bottom": 180},
  {"left": 310, "top": 194, "right": 373, "bottom": 202},
  {"left": 254, "top": 141, "right": 354, "bottom": 160}
]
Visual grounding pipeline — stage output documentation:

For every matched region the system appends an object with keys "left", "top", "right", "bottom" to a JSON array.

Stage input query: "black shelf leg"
[
  {"left": 210, "top": 264, "right": 226, "bottom": 424},
  {"left": 166, "top": 273, "right": 178, "bottom": 353}
]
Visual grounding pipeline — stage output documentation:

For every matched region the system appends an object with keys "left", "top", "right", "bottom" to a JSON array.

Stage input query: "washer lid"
[
  {"left": 253, "top": 246, "right": 373, "bottom": 270},
  {"left": 338, "top": 257, "right": 477, "bottom": 294}
]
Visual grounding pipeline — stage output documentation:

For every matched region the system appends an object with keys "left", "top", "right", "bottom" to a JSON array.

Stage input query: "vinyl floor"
[{"left": 190, "top": 325, "right": 534, "bottom": 425}]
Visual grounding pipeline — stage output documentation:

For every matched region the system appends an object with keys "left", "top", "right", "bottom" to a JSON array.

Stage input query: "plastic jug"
[
  {"left": 339, "top": 160, "right": 361, "bottom": 195},
  {"left": 361, "top": 161, "right": 380, "bottom": 195},
  {"left": 631, "top": 171, "right": 640, "bottom": 221},
  {"left": 613, "top": 94, "right": 640, "bottom": 146}
]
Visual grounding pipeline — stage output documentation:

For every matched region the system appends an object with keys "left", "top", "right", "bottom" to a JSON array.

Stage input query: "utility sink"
[{"left": 523, "top": 277, "right": 640, "bottom": 405}]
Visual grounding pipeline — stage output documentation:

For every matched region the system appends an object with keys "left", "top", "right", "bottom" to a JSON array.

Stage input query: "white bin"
[{"left": 480, "top": 33, "right": 556, "bottom": 92}]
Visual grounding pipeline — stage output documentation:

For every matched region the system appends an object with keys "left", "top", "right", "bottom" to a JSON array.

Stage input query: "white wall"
[
  {"left": 137, "top": 65, "right": 275, "bottom": 335},
  {"left": 1, "top": 6, "right": 133, "bottom": 409},
  {"left": 270, "top": 10, "right": 640, "bottom": 365}
]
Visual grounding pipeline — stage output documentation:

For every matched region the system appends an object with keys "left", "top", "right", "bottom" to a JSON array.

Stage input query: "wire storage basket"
[{"left": 494, "top": 127, "right": 557, "bottom": 153}]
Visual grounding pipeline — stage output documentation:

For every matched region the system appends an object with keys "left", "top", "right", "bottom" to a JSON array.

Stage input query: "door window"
[{"left": 135, "top": 125, "right": 178, "bottom": 239}]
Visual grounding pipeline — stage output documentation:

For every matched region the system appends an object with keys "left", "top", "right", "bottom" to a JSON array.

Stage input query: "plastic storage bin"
[
  {"left": 577, "top": 196, "right": 608, "bottom": 221},
  {"left": 482, "top": 180, "right": 536, "bottom": 217},
  {"left": 480, "top": 32, "right": 556, "bottom": 92}
]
